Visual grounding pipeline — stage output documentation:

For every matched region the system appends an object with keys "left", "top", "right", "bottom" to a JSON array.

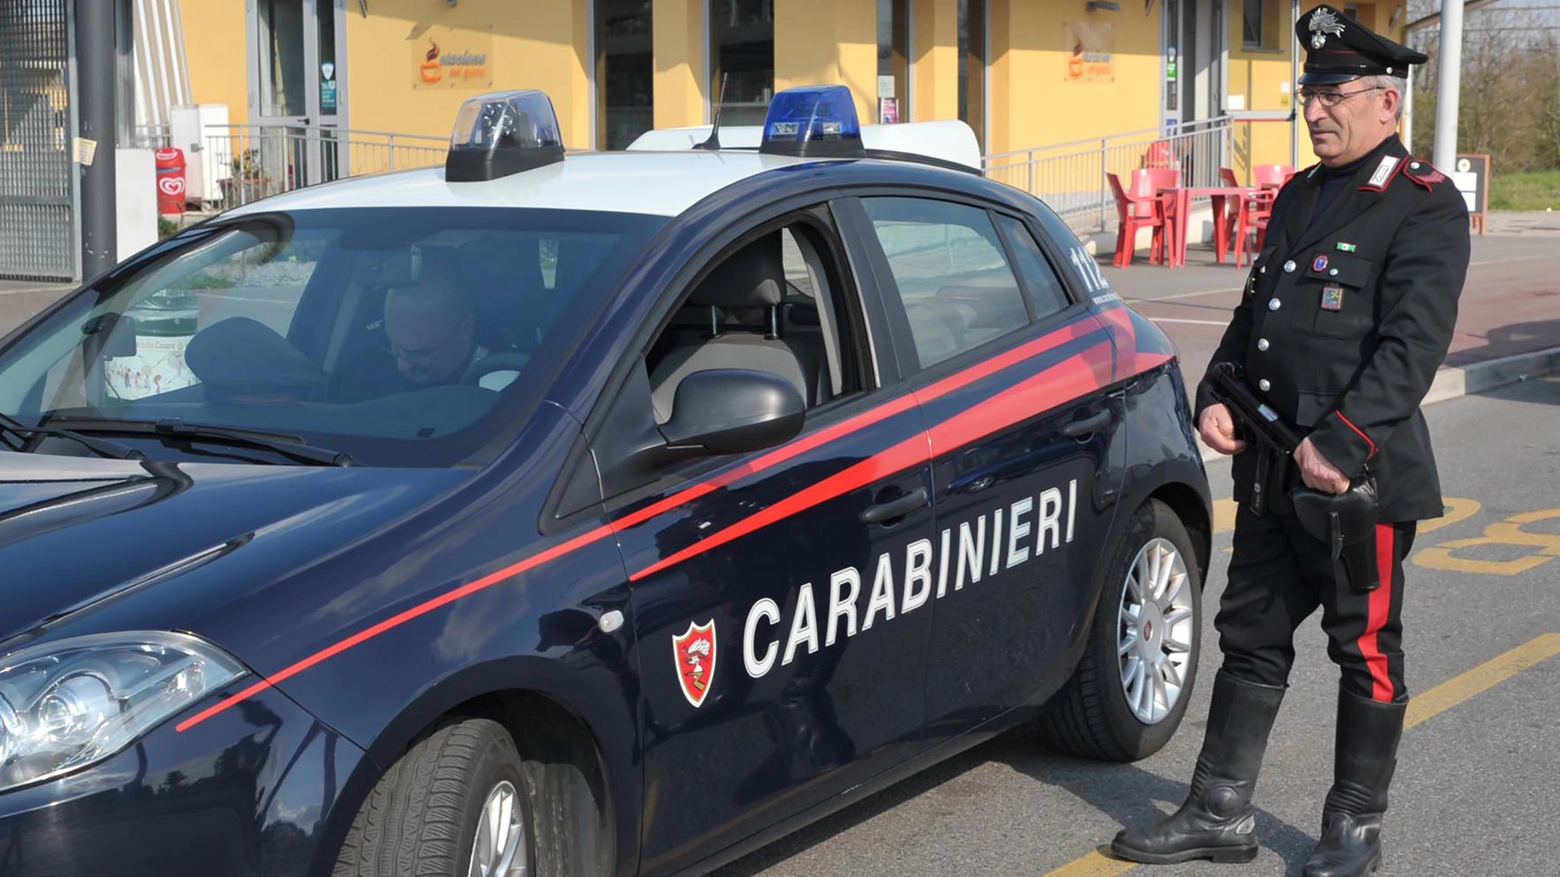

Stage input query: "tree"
[{"left": 1406, "top": 1, "right": 1559, "bottom": 172}]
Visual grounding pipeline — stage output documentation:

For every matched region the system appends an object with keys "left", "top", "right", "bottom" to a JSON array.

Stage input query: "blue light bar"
[
  {"left": 759, "top": 85, "right": 864, "bottom": 158},
  {"left": 446, "top": 89, "right": 566, "bottom": 182}
]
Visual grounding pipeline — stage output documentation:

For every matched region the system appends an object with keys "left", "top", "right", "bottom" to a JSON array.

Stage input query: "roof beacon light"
[
  {"left": 446, "top": 89, "right": 566, "bottom": 183},
  {"left": 759, "top": 85, "right": 864, "bottom": 158}
]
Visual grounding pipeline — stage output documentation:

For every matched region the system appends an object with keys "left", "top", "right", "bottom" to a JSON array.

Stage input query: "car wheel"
[
  {"left": 1037, "top": 498, "right": 1202, "bottom": 762},
  {"left": 334, "top": 717, "right": 536, "bottom": 877}
]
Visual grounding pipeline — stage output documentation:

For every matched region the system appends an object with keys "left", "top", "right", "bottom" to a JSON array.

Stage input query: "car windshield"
[{"left": 0, "top": 206, "right": 665, "bottom": 468}]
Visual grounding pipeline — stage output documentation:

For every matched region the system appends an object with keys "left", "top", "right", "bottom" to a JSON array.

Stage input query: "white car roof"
[
  {"left": 225, "top": 150, "right": 818, "bottom": 219},
  {"left": 224, "top": 120, "right": 984, "bottom": 220},
  {"left": 626, "top": 121, "right": 983, "bottom": 172}
]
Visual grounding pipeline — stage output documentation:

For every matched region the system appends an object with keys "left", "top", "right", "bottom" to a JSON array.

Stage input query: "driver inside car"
[{"left": 381, "top": 254, "right": 489, "bottom": 389}]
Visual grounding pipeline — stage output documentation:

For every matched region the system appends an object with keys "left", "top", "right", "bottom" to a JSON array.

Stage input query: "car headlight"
[{"left": 0, "top": 631, "right": 247, "bottom": 793}]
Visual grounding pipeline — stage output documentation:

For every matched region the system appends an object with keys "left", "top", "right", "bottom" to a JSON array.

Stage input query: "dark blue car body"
[{"left": 0, "top": 155, "right": 1212, "bottom": 877}]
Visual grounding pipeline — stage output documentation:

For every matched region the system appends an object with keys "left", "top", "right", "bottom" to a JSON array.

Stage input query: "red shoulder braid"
[{"left": 1402, "top": 158, "right": 1449, "bottom": 191}]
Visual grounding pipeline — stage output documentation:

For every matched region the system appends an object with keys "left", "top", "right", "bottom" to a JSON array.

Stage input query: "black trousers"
[{"left": 1216, "top": 504, "right": 1417, "bottom": 705}]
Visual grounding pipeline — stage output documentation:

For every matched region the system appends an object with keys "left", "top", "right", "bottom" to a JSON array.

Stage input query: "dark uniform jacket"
[{"left": 1193, "top": 134, "right": 1471, "bottom": 522}]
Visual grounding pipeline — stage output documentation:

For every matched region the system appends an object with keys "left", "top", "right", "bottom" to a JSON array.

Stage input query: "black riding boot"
[
  {"left": 1110, "top": 670, "right": 1286, "bottom": 864},
  {"left": 1302, "top": 689, "right": 1407, "bottom": 877}
]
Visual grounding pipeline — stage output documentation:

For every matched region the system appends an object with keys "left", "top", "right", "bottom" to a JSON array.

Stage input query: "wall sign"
[
  {"left": 1065, "top": 22, "right": 1116, "bottom": 82},
  {"left": 411, "top": 25, "right": 494, "bottom": 89}
]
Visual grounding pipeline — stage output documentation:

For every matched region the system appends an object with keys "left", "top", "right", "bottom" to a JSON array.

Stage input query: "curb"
[{"left": 1195, "top": 345, "right": 1560, "bottom": 464}]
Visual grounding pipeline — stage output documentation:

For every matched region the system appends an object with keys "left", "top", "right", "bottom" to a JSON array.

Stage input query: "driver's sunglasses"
[{"left": 1296, "top": 86, "right": 1386, "bottom": 109}]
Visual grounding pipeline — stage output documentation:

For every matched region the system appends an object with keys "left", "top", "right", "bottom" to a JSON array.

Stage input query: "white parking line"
[{"left": 1122, "top": 287, "right": 1241, "bottom": 304}]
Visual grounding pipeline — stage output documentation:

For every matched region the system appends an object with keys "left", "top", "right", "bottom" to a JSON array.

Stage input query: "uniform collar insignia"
[{"left": 1364, "top": 154, "right": 1400, "bottom": 190}]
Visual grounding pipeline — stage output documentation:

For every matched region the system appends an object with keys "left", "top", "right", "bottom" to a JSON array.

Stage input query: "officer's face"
[{"left": 1302, "top": 80, "right": 1399, "bottom": 166}]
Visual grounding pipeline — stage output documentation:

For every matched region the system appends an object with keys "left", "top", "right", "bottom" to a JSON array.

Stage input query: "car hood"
[{"left": 0, "top": 452, "right": 470, "bottom": 646}]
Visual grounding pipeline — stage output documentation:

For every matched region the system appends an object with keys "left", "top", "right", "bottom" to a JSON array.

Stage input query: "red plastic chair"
[
  {"left": 1142, "top": 166, "right": 1183, "bottom": 264},
  {"left": 1108, "top": 170, "right": 1166, "bottom": 268},
  {"left": 1143, "top": 140, "right": 1179, "bottom": 169},
  {"left": 1253, "top": 164, "right": 1294, "bottom": 189},
  {"left": 1220, "top": 167, "right": 1274, "bottom": 267}
]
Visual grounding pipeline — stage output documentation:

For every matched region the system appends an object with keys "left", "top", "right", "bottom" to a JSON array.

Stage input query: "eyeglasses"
[
  {"left": 386, "top": 322, "right": 464, "bottom": 364},
  {"left": 1296, "top": 86, "right": 1387, "bottom": 109}
]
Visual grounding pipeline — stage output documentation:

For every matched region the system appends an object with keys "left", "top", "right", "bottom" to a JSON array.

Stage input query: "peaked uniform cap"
[{"left": 1297, "top": 4, "right": 1428, "bottom": 85}]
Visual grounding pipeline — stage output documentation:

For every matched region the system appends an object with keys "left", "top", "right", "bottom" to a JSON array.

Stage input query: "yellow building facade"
[{"left": 175, "top": 1, "right": 1408, "bottom": 199}]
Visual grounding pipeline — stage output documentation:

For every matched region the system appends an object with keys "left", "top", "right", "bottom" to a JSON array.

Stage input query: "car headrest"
[
  {"left": 185, "top": 317, "right": 326, "bottom": 398},
  {"left": 688, "top": 233, "right": 785, "bottom": 310}
]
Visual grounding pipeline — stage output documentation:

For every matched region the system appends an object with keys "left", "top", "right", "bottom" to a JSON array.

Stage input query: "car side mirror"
[{"left": 659, "top": 368, "right": 805, "bottom": 456}]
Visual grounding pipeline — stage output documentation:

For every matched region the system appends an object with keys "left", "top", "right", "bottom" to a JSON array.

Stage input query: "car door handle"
[
  {"left": 1061, "top": 409, "right": 1113, "bottom": 438},
  {"left": 861, "top": 487, "right": 929, "bottom": 523}
]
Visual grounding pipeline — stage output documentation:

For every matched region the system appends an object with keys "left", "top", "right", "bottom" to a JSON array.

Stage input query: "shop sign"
[
  {"left": 412, "top": 25, "right": 494, "bottom": 89},
  {"left": 1065, "top": 22, "right": 1115, "bottom": 82}
]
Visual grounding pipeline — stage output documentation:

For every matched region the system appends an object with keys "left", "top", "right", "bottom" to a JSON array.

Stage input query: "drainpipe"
[
  {"left": 76, "top": 0, "right": 118, "bottom": 280},
  {"left": 1291, "top": 0, "right": 1300, "bottom": 169}
]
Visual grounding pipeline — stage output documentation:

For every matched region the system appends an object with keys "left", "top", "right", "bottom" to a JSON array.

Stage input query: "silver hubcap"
[
  {"left": 1117, "top": 537, "right": 1195, "bottom": 724},
  {"left": 467, "top": 780, "right": 528, "bottom": 877}
]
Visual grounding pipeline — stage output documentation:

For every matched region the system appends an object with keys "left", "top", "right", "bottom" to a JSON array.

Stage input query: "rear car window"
[
  {"left": 860, "top": 196, "right": 1032, "bottom": 370},
  {"left": 0, "top": 207, "right": 665, "bottom": 467}
]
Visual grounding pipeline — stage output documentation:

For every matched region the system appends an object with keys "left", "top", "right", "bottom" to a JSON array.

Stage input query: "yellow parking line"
[
  {"left": 1213, "top": 498, "right": 1237, "bottom": 536},
  {"left": 1215, "top": 496, "right": 1477, "bottom": 540},
  {"left": 1041, "top": 849, "right": 1135, "bottom": 877},
  {"left": 1405, "top": 632, "right": 1560, "bottom": 729},
  {"left": 1040, "top": 632, "right": 1560, "bottom": 876},
  {"left": 1418, "top": 497, "right": 1482, "bottom": 535}
]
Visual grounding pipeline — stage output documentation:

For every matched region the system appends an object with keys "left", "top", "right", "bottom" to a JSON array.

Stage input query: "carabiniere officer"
[{"left": 1109, "top": 6, "right": 1470, "bottom": 877}]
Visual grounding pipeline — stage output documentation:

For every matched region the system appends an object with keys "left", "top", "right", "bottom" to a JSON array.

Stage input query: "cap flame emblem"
[{"left": 1310, "top": 8, "right": 1345, "bottom": 50}]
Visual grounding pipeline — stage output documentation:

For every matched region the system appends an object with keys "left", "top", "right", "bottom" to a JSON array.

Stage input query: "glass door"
[{"left": 252, "top": 0, "right": 342, "bottom": 194}]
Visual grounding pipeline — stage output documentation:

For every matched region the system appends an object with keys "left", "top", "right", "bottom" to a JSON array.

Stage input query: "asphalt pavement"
[
  {"left": 0, "top": 280, "right": 73, "bottom": 340},
  {"left": 713, "top": 373, "right": 1560, "bottom": 877}
]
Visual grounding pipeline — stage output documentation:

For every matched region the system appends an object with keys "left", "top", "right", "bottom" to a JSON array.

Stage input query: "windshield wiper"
[
  {"left": 41, "top": 417, "right": 355, "bottom": 467},
  {"left": 0, "top": 411, "right": 145, "bottom": 460}
]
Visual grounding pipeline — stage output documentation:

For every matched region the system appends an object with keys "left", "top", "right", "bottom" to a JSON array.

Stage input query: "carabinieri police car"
[{"left": 0, "top": 86, "right": 1212, "bottom": 876}]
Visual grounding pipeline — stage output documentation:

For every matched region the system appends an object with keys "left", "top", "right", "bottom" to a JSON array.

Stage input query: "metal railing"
[
  {"left": 983, "top": 118, "right": 1236, "bottom": 233},
  {"left": 204, "top": 124, "right": 450, "bottom": 209}
]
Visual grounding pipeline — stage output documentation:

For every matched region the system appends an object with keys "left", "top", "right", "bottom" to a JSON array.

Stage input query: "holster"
[{"left": 1291, "top": 476, "right": 1382, "bottom": 593}]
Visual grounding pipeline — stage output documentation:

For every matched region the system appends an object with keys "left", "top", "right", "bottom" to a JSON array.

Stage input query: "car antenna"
[{"left": 693, "top": 73, "right": 729, "bottom": 151}]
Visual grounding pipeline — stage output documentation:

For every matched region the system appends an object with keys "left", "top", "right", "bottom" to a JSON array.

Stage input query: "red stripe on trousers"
[{"left": 1359, "top": 523, "right": 1396, "bottom": 702}]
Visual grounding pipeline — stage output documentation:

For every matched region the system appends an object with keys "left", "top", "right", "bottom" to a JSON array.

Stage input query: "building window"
[
  {"left": 596, "top": 0, "right": 654, "bottom": 150},
  {"left": 877, "top": 0, "right": 910, "bottom": 123},
  {"left": 1241, "top": 0, "right": 1263, "bottom": 48},
  {"left": 958, "top": 0, "right": 985, "bottom": 151},
  {"left": 709, "top": 0, "right": 774, "bottom": 127},
  {"left": 1242, "top": 0, "right": 1281, "bottom": 51}
]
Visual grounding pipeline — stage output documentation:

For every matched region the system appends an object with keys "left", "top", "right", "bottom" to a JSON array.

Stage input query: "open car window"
[{"left": 0, "top": 207, "right": 666, "bottom": 468}]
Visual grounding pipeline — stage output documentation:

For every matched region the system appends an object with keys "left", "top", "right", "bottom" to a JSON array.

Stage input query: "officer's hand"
[
  {"left": 1296, "top": 438, "right": 1350, "bottom": 494},
  {"left": 1198, "top": 404, "right": 1245, "bottom": 455}
]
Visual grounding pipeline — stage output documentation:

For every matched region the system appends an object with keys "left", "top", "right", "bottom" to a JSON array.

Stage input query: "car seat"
[{"left": 648, "top": 233, "right": 821, "bottom": 424}]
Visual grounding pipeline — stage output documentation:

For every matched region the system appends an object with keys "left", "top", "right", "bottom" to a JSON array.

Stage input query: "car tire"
[
  {"left": 334, "top": 717, "right": 537, "bottom": 877},
  {"left": 1037, "top": 498, "right": 1202, "bottom": 762}
]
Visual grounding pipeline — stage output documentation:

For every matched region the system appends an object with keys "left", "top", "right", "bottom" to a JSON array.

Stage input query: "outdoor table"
[{"left": 1157, "top": 185, "right": 1260, "bottom": 268}]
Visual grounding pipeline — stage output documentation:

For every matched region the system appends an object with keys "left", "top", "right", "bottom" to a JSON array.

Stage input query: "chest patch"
[{"left": 1321, "top": 285, "right": 1345, "bottom": 311}]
